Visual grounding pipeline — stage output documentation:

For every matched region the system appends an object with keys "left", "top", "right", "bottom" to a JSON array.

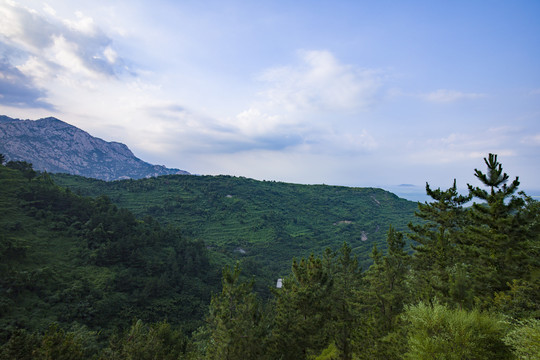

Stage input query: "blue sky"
[{"left": 1, "top": 0, "right": 539, "bottom": 199}]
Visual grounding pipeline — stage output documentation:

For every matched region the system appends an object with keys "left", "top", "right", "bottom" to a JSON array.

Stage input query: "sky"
[{"left": 1, "top": 0, "right": 539, "bottom": 200}]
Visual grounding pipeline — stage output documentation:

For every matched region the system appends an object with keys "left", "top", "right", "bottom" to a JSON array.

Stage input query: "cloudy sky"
[{"left": 1, "top": 0, "right": 539, "bottom": 199}]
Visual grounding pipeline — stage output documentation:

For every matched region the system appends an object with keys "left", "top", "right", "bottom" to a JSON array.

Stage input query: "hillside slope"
[
  {"left": 0, "top": 166, "right": 218, "bottom": 343},
  {"left": 52, "top": 173, "right": 420, "bottom": 287}
]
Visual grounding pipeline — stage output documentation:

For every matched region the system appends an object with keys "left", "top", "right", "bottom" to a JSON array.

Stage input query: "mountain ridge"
[{"left": 0, "top": 115, "right": 189, "bottom": 180}]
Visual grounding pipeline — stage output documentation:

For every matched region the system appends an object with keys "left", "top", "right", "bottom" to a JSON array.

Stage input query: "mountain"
[{"left": 0, "top": 115, "right": 189, "bottom": 180}]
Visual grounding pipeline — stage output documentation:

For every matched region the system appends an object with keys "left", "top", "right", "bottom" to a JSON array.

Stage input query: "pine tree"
[
  {"left": 31, "top": 325, "right": 85, "bottom": 360},
  {"left": 205, "top": 263, "right": 268, "bottom": 360},
  {"left": 402, "top": 302, "right": 512, "bottom": 360},
  {"left": 408, "top": 180, "right": 472, "bottom": 307},
  {"left": 503, "top": 318, "right": 540, "bottom": 360},
  {"left": 465, "top": 154, "right": 533, "bottom": 302},
  {"left": 359, "top": 226, "right": 410, "bottom": 359},
  {"left": 329, "top": 243, "right": 362, "bottom": 360},
  {"left": 101, "top": 320, "right": 187, "bottom": 360},
  {"left": 270, "top": 254, "right": 333, "bottom": 359}
]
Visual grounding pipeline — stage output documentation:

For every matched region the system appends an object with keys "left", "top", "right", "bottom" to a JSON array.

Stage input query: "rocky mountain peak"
[{"left": 0, "top": 115, "right": 189, "bottom": 180}]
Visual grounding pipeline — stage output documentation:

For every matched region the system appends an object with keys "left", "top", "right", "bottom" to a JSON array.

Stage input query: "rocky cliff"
[{"left": 0, "top": 115, "right": 190, "bottom": 180}]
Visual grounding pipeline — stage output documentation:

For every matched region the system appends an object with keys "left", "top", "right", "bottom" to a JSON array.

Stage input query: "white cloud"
[
  {"left": 0, "top": 1, "right": 128, "bottom": 85},
  {"left": 317, "top": 130, "right": 378, "bottom": 154},
  {"left": 0, "top": 0, "right": 141, "bottom": 117},
  {"left": 43, "top": 3, "right": 57, "bottom": 17},
  {"left": 0, "top": 2, "right": 21, "bottom": 39},
  {"left": 521, "top": 133, "right": 540, "bottom": 146},
  {"left": 0, "top": 57, "right": 54, "bottom": 109},
  {"left": 234, "top": 107, "right": 284, "bottom": 136},
  {"left": 15, "top": 56, "right": 53, "bottom": 82},
  {"left": 422, "top": 89, "right": 486, "bottom": 103},
  {"left": 62, "top": 10, "right": 97, "bottom": 36},
  {"left": 103, "top": 46, "right": 117, "bottom": 63},
  {"left": 258, "top": 50, "right": 382, "bottom": 113},
  {"left": 49, "top": 34, "right": 95, "bottom": 78},
  {"left": 407, "top": 128, "right": 519, "bottom": 166},
  {"left": 0, "top": 2, "right": 57, "bottom": 52},
  {"left": 113, "top": 50, "right": 384, "bottom": 159},
  {"left": 201, "top": 50, "right": 385, "bottom": 155}
]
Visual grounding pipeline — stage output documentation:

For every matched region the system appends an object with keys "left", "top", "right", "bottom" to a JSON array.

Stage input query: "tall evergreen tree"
[
  {"left": 328, "top": 243, "right": 362, "bottom": 360},
  {"left": 204, "top": 264, "right": 267, "bottom": 360},
  {"left": 402, "top": 302, "right": 512, "bottom": 360},
  {"left": 465, "top": 154, "right": 534, "bottom": 302},
  {"left": 101, "top": 320, "right": 187, "bottom": 360},
  {"left": 270, "top": 254, "right": 333, "bottom": 360},
  {"left": 408, "top": 180, "right": 472, "bottom": 307},
  {"left": 358, "top": 226, "right": 410, "bottom": 359}
]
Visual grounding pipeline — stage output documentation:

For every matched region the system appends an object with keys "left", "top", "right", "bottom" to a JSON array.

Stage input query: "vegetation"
[
  {"left": 1, "top": 153, "right": 538, "bottom": 359},
  {"left": 0, "top": 163, "right": 219, "bottom": 355},
  {"left": 51, "top": 171, "right": 419, "bottom": 294},
  {"left": 402, "top": 302, "right": 511, "bottom": 360}
]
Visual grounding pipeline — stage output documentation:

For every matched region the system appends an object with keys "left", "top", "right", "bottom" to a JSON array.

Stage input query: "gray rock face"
[{"left": 0, "top": 115, "right": 190, "bottom": 180}]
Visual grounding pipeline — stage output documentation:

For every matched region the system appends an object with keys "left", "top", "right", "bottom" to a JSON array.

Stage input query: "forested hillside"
[
  {"left": 1, "top": 154, "right": 538, "bottom": 359},
  {"left": 51, "top": 172, "right": 419, "bottom": 292},
  {"left": 0, "top": 162, "right": 219, "bottom": 353}
]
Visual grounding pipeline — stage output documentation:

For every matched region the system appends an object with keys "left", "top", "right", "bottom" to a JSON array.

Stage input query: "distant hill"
[
  {"left": 52, "top": 172, "right": 420, "bottom": 294},
  {"left": 0, "top": 115, "right": 189, "bottom": 180}
]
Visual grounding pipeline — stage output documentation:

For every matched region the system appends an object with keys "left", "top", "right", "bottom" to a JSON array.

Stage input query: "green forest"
[
  {"left": 50, "top": 170, "right": 418, "bottom": 295},
  {"left": 0, "top": 154, "right": 538, "bottom": 359}
]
